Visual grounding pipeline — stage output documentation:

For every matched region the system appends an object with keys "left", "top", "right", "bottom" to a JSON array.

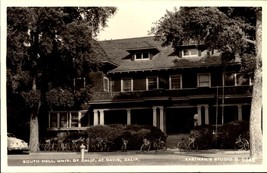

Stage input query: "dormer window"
[
  {"left": 127, "top": 47, "right": 159, "bottom": 61},
  {"left": 133, "top": 52, "right": 150, "bottom": 60},
  {"left": 142, "top": 52, "right": 149, "bottom": 59},
  {"left": 182, "top": 48, "right": 198, "bottom": 57}
]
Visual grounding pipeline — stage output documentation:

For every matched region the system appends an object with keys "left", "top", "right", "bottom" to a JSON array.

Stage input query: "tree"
[
  {"left": 7, "top": 7, "right": 117, "bottom": 152},
  {"left": 150, "top": 7, "right": 262, "bottom": 160}
]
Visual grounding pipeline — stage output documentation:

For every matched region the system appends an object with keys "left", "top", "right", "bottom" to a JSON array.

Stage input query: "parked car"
[{"left": 7, "top": 133, "right": 29, "bottom": 154}]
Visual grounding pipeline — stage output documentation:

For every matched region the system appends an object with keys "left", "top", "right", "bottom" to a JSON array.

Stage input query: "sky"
[{"left": 96, "top": 2, "right": 179, "bottom": 41}]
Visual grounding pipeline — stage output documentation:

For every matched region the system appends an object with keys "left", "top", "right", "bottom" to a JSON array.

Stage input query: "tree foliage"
[
  {"left": 7, "top": 7, "right": 117, "bottom": 151},
  {"left": 150, "top": 7, "right": 257, "bottom": 71},
  {"left": 150, "top": 7, "right": 262, "bottom": 160},
  {"left": 7, "top": 7, "right": 116, "bottom": 107}
]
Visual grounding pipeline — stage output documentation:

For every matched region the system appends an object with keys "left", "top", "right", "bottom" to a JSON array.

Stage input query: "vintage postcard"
[{"left": 1, "top": 0, "right": 266, "bottom": 172}]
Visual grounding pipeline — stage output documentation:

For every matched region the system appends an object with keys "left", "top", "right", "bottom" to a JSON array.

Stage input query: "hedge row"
[
  {"left": 191, "top": 120, "right": 249, "bottom": 149},
  {"left": 68, "top": 124, "right": 167, "bottom": 151},
  {"left": 220, "top": 120, "right": 249, "bottom": 149}
]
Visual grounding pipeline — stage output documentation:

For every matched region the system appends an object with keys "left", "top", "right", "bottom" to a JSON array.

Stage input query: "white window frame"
[
  {"left": 197, "top": 73, "right": 211, "bottom": 87},
  {"left": 169, "top": 75, "right": 182, "bottom": 89},
  {"left": 146, "top": 76, "right": 159, "bottom": 90},
  {"left": 121, "top": 78, "right": 133, "bottom": 92},
  {"left": 48, "top": 112, "right": 58, "bottom": 128},
  {"left": 73, "top": 77, "right": 86, "bottom": 91},
  {"left": 249, "top": 78, "right": 253, "bottom": 86},
  {"left": 69, "top": 112, "right": 79, "bottom": 128},
  {"left": 60, "top": 112, "right": 69, "bottom": 128},
  {"left": 134, "top": 52, "right": 150, "bottom": 60},
  {"left": 223, "top": 72, "right": 236, "bottom": 86},
  {"left": 182, "top": 48, "right": 198, "bottom": 57},
  {"left": 103, "top": 77, "right": 109, "bottom": 92}
]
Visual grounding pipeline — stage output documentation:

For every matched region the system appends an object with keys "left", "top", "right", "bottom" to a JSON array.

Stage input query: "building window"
[
  {"left": 111, "top": 79, "right": 121, "bottom": 92},
  {"left": 142, "top": 52, "right": 149, "bottom": 59},
  {"left": 147, "top": 76, "right": 158, "bottom": 90},
  {"left": 198, "top": 73, "right": 210, "bottom": 87},
  {"left": 50, "top": 113, "right": 57, "bottom": 128},
  {"left": 182, "top": 49, "right": 198, "bottom": 57},
  {"left": 133, "top": 78, "right": 146, "bottom": 91},
  {"left": 70, "top": 112, "right": 79, "bottom": 127},
  {"left": 74, "top": 77, "right": 86, "bottom": 91},
  {"left": 169, "top": 75, "right": 182, "bottom": 89},
  {"left": 49, "top": 111, "right": 88, "bottom": 129},
  {"left": 224, "top": 72, "right": 251, "bottom": 86},
  {"left": 135, "top": 53, "right": 142, "bottom": 60},
  {"left": 103, "top": 77, "right": 109, "bottom": 92},
  {"left": 134, "top": 52, "right": 150, "bottom": 60},
  {"left": 122, "top": 78, "right": 132, "bottom": 92},
  {"left": 237, "top": 73, "right": 250, "bottom": 86},
  {"left": 158, "top": 76, "right": 169, "bottom": 89},
  {"left": 224, "top": 73, "right": 235, "bottom": 86},
  {"left": 60, "top": 113, "right": 68, "bottom": 128}
]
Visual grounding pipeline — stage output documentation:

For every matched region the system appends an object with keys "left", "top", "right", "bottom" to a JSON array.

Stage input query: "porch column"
[
  {"left": 57, "top": 112, "right": 60, "bottom": 128},
  {"left": 163, "top": 110, "right": 166, "bottom": 133},
  {"left": 99, "top": 110, "right": 104, "bottom": 125},
  {"left": 197, "top": 106, "right": 202, "bottom": 126},
  {"left": 159, "top": 106, "right": 164, "bottom": 132},
  {"left": 69, "top": 112, "right": 72, "bottom": 127},
  {"left": 78, "top": 112, "right": 81, "bottom": 127},
  {"left": 204, "top": 105, "right": 209, "bottom": 125},
  {"left": 237, "top": 105, "right": 243, "bottom": 121},
  {"left": 127, "top": 109, "right": 131, "bottom": 125},
  {"left": 152, "top": 107, "right": 157, "bottom": 127},
  {"left": 93, "top": 110, "right": 98, "bottom": 125},
  {"left": 48, "top": 112, "right": 51, "bottom": 128}
]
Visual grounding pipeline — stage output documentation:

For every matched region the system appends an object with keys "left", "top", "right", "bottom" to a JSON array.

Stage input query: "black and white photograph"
[{"left": 1, "top": 0, "right": 266, "bottom": 172}]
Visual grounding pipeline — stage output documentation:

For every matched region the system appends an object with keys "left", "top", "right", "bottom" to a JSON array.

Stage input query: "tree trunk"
[
  {"left": 29, "top": 113, "right": 39, "bottom": 152},
  {"left": 249, "top": 9, "right": 262, "bottom": 160},
  {"left": 29, "top": 78, "right": 40, "bottom": 152}
]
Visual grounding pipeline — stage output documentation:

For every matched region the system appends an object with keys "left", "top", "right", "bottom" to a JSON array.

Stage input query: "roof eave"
[
  {"left": 107, "top": 63, "right": 227, "bottom": 74},
  {"left": 126, "top": 47, "right": 160, "bottom": 52},
  {"left": 101, "top": 60, "right": 119, "bottom": 67}
]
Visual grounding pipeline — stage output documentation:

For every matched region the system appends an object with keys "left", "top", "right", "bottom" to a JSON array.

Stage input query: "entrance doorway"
[
  {"left": 131, "top": 109, "right": 153, "bottom": 126},
  {"left": 166, "top": 107, "right": 196, "bottom": 134}
]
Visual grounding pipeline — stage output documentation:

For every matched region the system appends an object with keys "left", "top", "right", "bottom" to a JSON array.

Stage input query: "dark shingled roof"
[
  {"left": 99, "top": 36, "right": 240, "bottom": 73},
  {"left": 90, "top": 39, "right": 114, "bottom": 63},
  {"left": 99, "top": 36, "right": 162, "bottom": 65}
]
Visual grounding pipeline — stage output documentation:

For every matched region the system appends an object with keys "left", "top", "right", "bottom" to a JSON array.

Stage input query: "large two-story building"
[{"left": 47, "top": 36, "right": 252, "bottom": 135}]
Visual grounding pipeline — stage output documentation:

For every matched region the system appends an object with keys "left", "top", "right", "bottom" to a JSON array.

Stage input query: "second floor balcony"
[{"left": 90, "top": 85, "right": 252, "bottom": 103}]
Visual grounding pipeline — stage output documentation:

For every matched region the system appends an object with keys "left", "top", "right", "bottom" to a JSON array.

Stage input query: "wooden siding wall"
[{"left": 211, "top": 70, "right": 223, "bottom": 87}]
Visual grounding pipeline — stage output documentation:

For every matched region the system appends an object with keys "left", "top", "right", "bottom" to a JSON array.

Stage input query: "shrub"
[
  {"left": 220, "top": 120, "right": 249, "bottom": 149},
  {"left": 191, "top": 124, "right": 214, "bottom": 149},
  {"left": 65, "top": 131, "right": 88, "bottom": 140},
  {"left": 84, "top": 124, "right": 167, "bottom": 151}
]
